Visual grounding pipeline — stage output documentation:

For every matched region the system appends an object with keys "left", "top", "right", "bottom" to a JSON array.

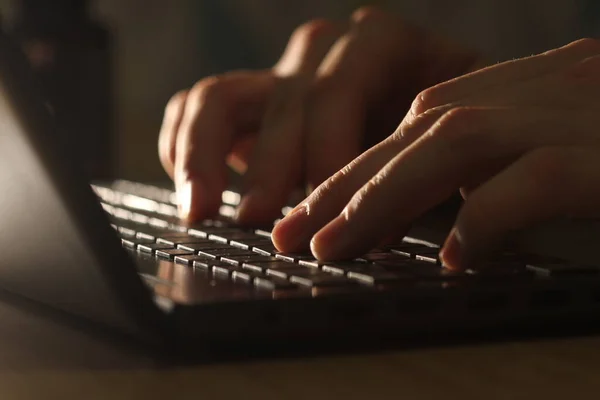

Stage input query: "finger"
[
  {"left": 272, "top": 127, "right": 410, "bottom": 252},
  {"left": 174, "top": 71, "right": 274, "bottom": 220},
  {"left": 272, "top": 104, "right": 472, "bottom": 252},
  {"left": 274, "top": 19, "right": 347, "bottom": 76},
  {"left": 158, "top": 90, "right": 188, "bottom": 179},
  {"left": 459, "top": 155, "right": 516, "bottom": 199},
  {"left": 226, "top": 134, "right": 258, "bottom": 174},
  {"left": 407, "top": 38, "right": 600, "bottom": 119},
  {"left": 309, "top": 107, "right": 600, "bottom": 260},
  {"left": 305, "top": 8, "right": 417, "bottom": 190},
  {"left": 275, "top": 38, "right": 600, "bottom": 252},
  {"left": 440, "top": 147, "right": 600, "bottom": 270},
  {"left": 236, "top": 21, "right": 344, "bottom": 224}
]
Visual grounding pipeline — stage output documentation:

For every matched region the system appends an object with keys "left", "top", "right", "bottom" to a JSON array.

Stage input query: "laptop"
[{"left": 1, "top": 32, "right": 600, "bottom": 358}]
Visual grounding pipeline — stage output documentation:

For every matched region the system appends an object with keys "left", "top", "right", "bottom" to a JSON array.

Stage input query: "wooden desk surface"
[{"left": 1, "top": 295, "right": 599, "bottom": 400}]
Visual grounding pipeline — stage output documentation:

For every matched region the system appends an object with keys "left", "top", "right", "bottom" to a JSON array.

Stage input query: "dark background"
[{"left": 0, "top": 0, "right": 596, "bottom": 181}]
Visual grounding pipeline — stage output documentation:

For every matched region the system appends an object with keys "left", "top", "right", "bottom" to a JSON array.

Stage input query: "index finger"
[
  {"left": 174, "top": 72, "right": 274, "bottom": 220},
  {"left": 309, "top": 105, "right": 599, "bottom": 260}
]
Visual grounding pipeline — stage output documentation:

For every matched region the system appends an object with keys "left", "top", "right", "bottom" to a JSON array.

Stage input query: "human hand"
[
  {"left": 272, "top": 38, "right": 600, "bottom": 270},
  {"left": 158, "top": 7, "right": 479, "bottom": 223}
]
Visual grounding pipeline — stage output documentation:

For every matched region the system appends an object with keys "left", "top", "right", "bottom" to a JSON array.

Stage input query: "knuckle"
[
  {"left": 291, "top": 19, "right": 335, "bottom": 46},
  {"left": 428, "top": 107, "right": 480, "bottom": 141},
  {"left": 188, "top": 76, "right": 229, "bottom": 109},
  {"left": 351, "top": 5, "right": 386, "bottom": 25},
  {"left": 410, "top": 87, "right": 443, "bottom": 117},
  {"left": 389, "top": 126, "right": 405, "bottom": 143},
  {"left": 398, "top": 105, "right": 451, "bottom": 142},
  {"left": 164, "top": 89, "right": 188, "bottom": 116},
  {"left": 565, "top": 37, "right": 600, "bottom": 53}
]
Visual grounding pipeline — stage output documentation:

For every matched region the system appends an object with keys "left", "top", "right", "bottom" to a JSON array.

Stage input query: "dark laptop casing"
[{"left": 0, "top": 34, "right": 167, "bottom": 344}]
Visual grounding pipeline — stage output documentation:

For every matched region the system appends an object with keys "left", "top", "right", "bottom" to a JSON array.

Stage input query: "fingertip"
[
  {"left": 310, "top": 216, "right": 350, "bottom": 261},
  {"left": 176, "top": 178, "right": 216, "bottom": 222},
  {"left": 271, "top": 205, "right": 310, "bottom": 252},
  {"left": 176, "top": 179, "right": 193, "bottom": 219},
  {"left": 309, "top": 234, "right": 329, "bottom": 261},
  {"left": 439, "top": 227, "right": 463, "bottom": 270}
]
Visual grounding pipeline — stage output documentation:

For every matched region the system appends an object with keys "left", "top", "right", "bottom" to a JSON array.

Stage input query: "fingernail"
[
  {"left": 271, "top": 205, "right": 310, "bottom": 251},
  {"left": 439, "top": 227, "right": 464, "bottom": 270},
  {"left": 310, "top": 216, "right": 347, "bottom": 260}
]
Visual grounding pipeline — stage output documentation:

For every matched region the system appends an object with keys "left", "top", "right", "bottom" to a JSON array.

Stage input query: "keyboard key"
[
  {"left": 188, "top": 227, "right": 239, "bottom": 239},
  {"left": 177, "top": 242, "right": 232, "bottom": 252},
  {"left": 290, "top": 273, "right": 355, "bottom": 288},
  {"left": 156, "top": 248, "right": 194, "bottom": 260},
  {"left": 347, "top": 271, "right": 410, "bottom": 285},
  {"left": 215, "top": 248, "right": 259, "bottom": 257},
  {"left": 136, "top": 232, "right": 156, "bottom": 241},
  {"left": 137, "top": 243, "right": 175, "bottom": 254},
  {"left": 412, "top": 247, "right": 442, "bottom": 264},
  {"left": 148, "top": 217, "right": 169, "bottom": 229},
  {"left": 156, "top": 233, "right": 206, "bottom": 246},
  {"left": 274, "top": 252, "right": 315, "bottom": 262},
  {"left": 378, "top": 260, "right": 466, "bottom": 280},
  {"left": 121, "top": 238, "right": 154, "bottom": 249},
  {"left": 263, "top": 260, "right": 312, "bottom": 270},
  {"left": 241, "top": 263, "right": 265, "bottom": 274},
  {"left": 252, "top": 245, "right": 278, "bottom": 256},
  {"left": 212, "top": 264, "right": 238, "bottom": 277},
  {"left": 196, "top": 248, "right": 255, "bottom": 260},
  {"left": 208, "top": 231, "right": 261, "bottom": 244},
  {"left": 321, "top": 261, "right": 371, "bottom": 275},
  {"left": 229, "top": 238, "right": 268, "bottom": 250},
  {"left": 298, "top": 259, "right": 323, "bottom": 269},
  {"left": 243, "top": 261, "right": 299, "bottom": 274},
  {"left": 231, "top": 269, "right": 264, "bottom": 284},
  {"left": 187, "top": 228, "right": 210, "bottom": 239},
  {"left": 466, "top": 265, "right": 533, "bottom": 281},
  {"left": 388, "top": 243, "right": 437, "bottom": 258},
  {"left": 321, "top": 265, "right": 350, "bottom": 275},
  {"left": 254, "top": 276, "right": 296, "bottom": 290},
  {"left": 192, "top": 259, "right": 229, "bottom": 271},
  {"left": 174, "top": 254, "right": 215, "bottom": 266},
  {"left": 197, "top": 250, "right": 220, "bottom": 260},
  {"left": 254, "top": 229, "right": 272, "bottom": 238},
  {"left": 360, "top": 252, "right": 408, "bottom": 263},
  {"left": 117, "top": 226, "right": 136, "bottom": 238},
  {"left": 220, "top": 255, "right": 279, "bottom": 266},
  {"left": 136, "top": 231, "right": 165, "bottom": 241},
  {"left": 266, "top": 267, "right": 313, "bottom": 280}
]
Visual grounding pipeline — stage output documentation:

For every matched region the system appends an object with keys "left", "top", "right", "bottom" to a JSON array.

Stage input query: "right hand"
[{"left": 158, "top": 6, "right": 481, "bottom": 224}]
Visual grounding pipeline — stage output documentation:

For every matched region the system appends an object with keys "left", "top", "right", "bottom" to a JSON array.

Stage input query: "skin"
[
  {"left": 272, "top": 37, "right": 600, "bottom": 270},
  {"left": 158, "top": 7, "right": 479, "bottom": 223},
  {"left": 159, "top": 7, "right": 600, "bottom": 270}
]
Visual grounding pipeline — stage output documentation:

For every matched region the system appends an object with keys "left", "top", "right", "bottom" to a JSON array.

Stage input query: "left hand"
[{"left": 272, "top": 38, "right": 600, "bottom": 270}]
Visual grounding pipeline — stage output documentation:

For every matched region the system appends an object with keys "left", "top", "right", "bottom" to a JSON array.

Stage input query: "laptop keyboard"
[{"left": 93, "top": 181, "right": 600, "bottom": 296}]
